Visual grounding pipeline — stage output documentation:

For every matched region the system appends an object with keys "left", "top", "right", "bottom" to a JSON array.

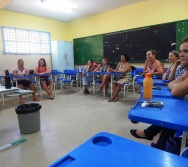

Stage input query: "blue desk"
[
  {"left": 129, "top": 97, "right": 188, "bottom": 131},
  {"left": 49, "top": 132, "right": 188, "bottom": 167},
  {"left": 87, "top": 71, "right": 122, "bottom": 97},
  {"left": 137, "top": 78, "right": 166, "bottom": 86},
  {"left": 140, "top": 86, "right": 175, "bottom": 98},
  {"left": 0, "top": 86, "right": 20, "bottom": 106},
  {"left": 128, "top": 97, "right": 188, "bottom": 152}
]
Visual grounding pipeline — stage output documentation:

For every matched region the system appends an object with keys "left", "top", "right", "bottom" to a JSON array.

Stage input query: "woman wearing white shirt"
[{"left": 13, "top": 59, "right": 39, "bottom": 104}]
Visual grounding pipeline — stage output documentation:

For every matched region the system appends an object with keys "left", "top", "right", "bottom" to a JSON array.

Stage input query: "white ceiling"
[{"left": 2, "top": 0, "right": 145, "bottom": 22}]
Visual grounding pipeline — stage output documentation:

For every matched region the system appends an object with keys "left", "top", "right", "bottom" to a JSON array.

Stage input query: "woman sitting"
[
  {"left": 108, "top": 53, "right": 132, "bottom": 102},
  {"left": 82, "top": 60, "right": 96, "bottom": 94},
  {"left": 143, "top": 49, "right": 164, "bottom": 76},
  {"left": 137, "top": 49, "right": 164, "bottom": 93},
  {"left": 34, "top": 58, "right": 54, "bottom": 99},
  {"left": 130, "top": 37, "right": 188, "bottom": 151},
  {"left": 162, "top": 50, "right": 179, "bottom": 81},
  {"left": 13, "top": 59, "right": 39, "bottom": 104},
  {"left": 94, "top": 57, "right": 110, "bottom": 96}
]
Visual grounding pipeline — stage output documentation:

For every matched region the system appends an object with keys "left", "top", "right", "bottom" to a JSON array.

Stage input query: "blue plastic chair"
[
  {"left": 57, "top": 69, "right": 78, "bottom": 91},
  {"left": 181, "top": 147, "right": 188, "bottom": 158},
  {"left": 134, "top": 68, "right": 144, "bottom": 75}
]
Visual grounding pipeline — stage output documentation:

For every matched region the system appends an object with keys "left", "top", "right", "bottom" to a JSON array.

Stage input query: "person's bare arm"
[
  {"left": 143, "top": 60, "right": 148, "bottom": 74},
  {"left": 106, "top": 66, "right": 110, "bottom": 72},
  {"left": 167, "top": 81, "right": 177, "bottom": 90},
  {"left": 24, "top": 70, "right": 29, "bottom": 76},
  {"left": 13, "top": 70, "right": 18, "bottom": 76},
  {"left": 94, "top": 65, "right": 100, "bottom": 72},
  {"left": 110, "top": 63, "right": 120, "bottom": 72},
  {"left": 34, "top": 66, "right": 39, "bottom": 74},
  {"left": 168, "top": 60, "right": 181, "bottom": 81},
  {"left": 168, "top": 72, "right": 186, "bottom": 90},
  {"left": 88, "top": 65, "right": 95, "bottom": 72},
  {"left": 173, "top": 71, "right": 188, "bottom": 84},
  {"left": 171, "top": 76, "right": 188, "bottom": 96},
  {"left": 162, "top": 72, "right": 168, "bottom": 80},
  {"left": 82, "top": 66, "right": 86, "bottom": 76},
  {"left": 45, "top": 66, "right": 51, "bottom": 74}
]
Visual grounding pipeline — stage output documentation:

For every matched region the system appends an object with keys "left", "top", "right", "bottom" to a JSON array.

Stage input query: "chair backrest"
[
  {"left": 134, "top": 68, "right": 144, "bottom": 75},
  {"left": 181, "top": 147, "right": 188, "bottom": 158}
]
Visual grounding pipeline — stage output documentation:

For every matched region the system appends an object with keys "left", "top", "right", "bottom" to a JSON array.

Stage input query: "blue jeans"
[{"left": 82, "top": 76, "right": 92, "bottom": 87}]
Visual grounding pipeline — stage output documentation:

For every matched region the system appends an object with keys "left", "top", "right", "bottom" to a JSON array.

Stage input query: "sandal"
[
  {"left": 48, "top": 95, "right": 54, "bottom": 99},
  {"left": 19, "top": 100, "right": 25, "bottom": 104},
  {"left": 33, "top": 97, "right": 40, "bottom": 101},
  {"left": 108, "top": 98, "right": 114, "bottom": 102},
  {"left": 113, "top": 96, "right": 118, "bottom": 102}
]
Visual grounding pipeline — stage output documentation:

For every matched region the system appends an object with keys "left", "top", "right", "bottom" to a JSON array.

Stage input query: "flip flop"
[
  {"left": 113, "top": 97, "right": 118, "bottom": 102},
  {"left": 33, "top": 97, "right": 40, "bottom": 101},
  {"left": 48, "top": 95, "right": 54, "bottom": 99},
  {"left": 108, "top": 98, "right": 114, "bottom": 102},
  {"left": 19, "top": 100, "right": 25, "bottom": 104}
]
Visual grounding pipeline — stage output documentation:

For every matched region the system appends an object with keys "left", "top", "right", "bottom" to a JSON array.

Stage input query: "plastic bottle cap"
[{"left": 145, "top": 73, "right": 152, "bottom": 77}]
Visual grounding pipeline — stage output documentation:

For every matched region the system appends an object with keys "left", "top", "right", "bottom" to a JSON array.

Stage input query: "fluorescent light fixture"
[{"left": 41, "top": 0, "right": 76, "bottom": 13}]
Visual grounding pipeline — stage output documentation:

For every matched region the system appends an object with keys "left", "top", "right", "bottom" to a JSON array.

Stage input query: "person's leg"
[
  {"left": 108, "top": 83, "right": 121, "bottom": 102},
  {"left": 113, "top": 82, "right": 117, "bottom": 92},
  {"left": 40, "top": 80, "right": 49, "bottom": 95},
  {"left": 17, "top": 84, "right": 24, "bottom": 103},
  {"left": 152, "top": 128, "right": 175, "bottom": 150},
  {"left": 130, "top": 125, "right": 163, "bottom": 140},
  {"left": 48, "top": 80, "right": 54, "bottom": 96},
  {"left": 82, "top": 76, "right": 88, "bottom": 93},
  {"left": 104, "top": 75, "right": 110, "bottom": 94},
  {"left": 99, "top": 74, "right": 110, "bottom": 91},
  {"left": 28, "top": 82, "right": 37, "bottom": 99},
  {"left": 144, "top": 125, "right": 163, "bottom": 138},
  {"left": 112, "top": 84, "right": 121, "bottom": 99}
]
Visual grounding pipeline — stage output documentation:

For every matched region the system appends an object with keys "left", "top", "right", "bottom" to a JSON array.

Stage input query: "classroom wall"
[
  {"left": 0, "top": 10, "right": 68, "bottom": 74},
  {"left": 67, "top": 0, "right": 188, "bottom": 68},
  {"left": 1, "top": 0, "right": 188, "bottom": 74},
  {"left": 67, "top": 0, "right": 188, "bottom": 40}
]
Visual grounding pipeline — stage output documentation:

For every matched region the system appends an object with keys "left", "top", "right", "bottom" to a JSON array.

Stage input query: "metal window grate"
[{"left": 1, "top": 26, "right": 51, "bottom": 55}]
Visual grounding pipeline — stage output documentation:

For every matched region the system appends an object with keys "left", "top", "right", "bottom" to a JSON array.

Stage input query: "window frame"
[{"left": 1, "top": 26, "right": 51, "bottom": 55}]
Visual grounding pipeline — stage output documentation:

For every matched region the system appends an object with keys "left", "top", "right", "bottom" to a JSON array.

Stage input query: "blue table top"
[
  {"left": 137, "top": 78, "right": 166, "bottom": 86},
  {"left": 51, "top": 71, "right": 63, "bottom": 75},
  {"left": 128, "top": 97, "right": 188, "bottom": 131},
  {"left": 87, "top": 71, "right": 122, "bottom": 75},
  {"left": 49, "top": 132, "right": 188, "bottom": 167},
  {"left": 13, "top": 74, "right": 36, "bottom": 79},
  {"left": 140, "top": 86, "right": 174, "bottom": 98}
]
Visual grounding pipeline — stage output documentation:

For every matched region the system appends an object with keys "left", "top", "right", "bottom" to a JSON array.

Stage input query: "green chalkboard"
[
  {"left": 176, "top": 20, "right": 188, "bottom": 50},
  {"left": 74, "top": 19, "right": 188, "bottom": 65},
  {"left": 74, "top": 35, "right": 103, "bottom": 65}
]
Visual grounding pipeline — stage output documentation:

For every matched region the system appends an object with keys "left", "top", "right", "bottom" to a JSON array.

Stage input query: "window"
[{"left": 1, "top": 26, "right": 51, "bottom": 55}]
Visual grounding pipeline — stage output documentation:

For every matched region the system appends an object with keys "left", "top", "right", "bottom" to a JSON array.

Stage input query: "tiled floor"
[{"left": 0, "top": 89, "right": 151, "bottom": 167}]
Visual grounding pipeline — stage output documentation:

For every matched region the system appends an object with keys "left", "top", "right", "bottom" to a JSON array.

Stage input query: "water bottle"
[
  {"left": 143, "top": 73, "right": 153, "bottom": 99},
  {"left": 4, "top": 70, "right": 12, "bottom": 89},
  {"left": 140, "top": 101, "right": 163, "bottom": 108}
]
